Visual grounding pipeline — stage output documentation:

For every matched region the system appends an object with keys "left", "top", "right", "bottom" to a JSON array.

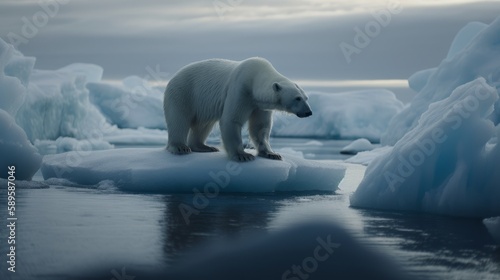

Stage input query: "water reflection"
[
  {"left": 356, "top": 209, "right": 500, "bottom": 278},
  {"left": 161, "top": 193, "right": 284, "bottom": 262}
]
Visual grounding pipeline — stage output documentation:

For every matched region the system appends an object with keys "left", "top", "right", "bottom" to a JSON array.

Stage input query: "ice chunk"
[
  {"left": 483, "top": 217, "right": 500, "bottom": 245},
  {"left": 0, "top": 109, "right": 42, "bottom": 180},
  {"left": 41, "top": 148, "right": 345, "bottom": 193},
  {"left": 340, "top": 138, "right": 374, "bottom": 155},
  {"left": 383, "top": 17, "right": 500, "bottom": 145},
  {"left": 351, "top": 78, "right": 500, "bottom": 218},
  {"left": 273, "top": 90, "right": 403, "bottom": 142},
  {"left": 87, "top": 77, "right": 165, "bottom": 129}
]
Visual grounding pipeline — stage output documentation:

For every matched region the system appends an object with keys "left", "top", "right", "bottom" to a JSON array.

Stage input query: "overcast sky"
[{"left": 0, "top": 0, "right": 499, "bottom": 93}]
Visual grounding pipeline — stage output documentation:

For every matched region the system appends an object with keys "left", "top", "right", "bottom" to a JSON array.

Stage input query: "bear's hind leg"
[{"left": 188, "top": 122, "right": 219, "bottom": 152}]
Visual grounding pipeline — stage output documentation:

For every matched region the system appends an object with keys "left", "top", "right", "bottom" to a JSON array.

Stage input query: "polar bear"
[{"left": 164, "top": 57, "right": 312, "bottom": 162}]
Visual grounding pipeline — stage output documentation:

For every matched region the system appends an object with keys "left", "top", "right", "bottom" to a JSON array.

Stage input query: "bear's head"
[{"left": 273, "top": 81, "right": 312, "bottom": 118}]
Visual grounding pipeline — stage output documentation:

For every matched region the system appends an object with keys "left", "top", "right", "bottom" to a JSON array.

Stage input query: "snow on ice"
[
  {"left": 41, "top": 148, "right": 345, "bottom": 193},
  {"left": 352, "top": 17, "right": 500, "bottom": 218}
]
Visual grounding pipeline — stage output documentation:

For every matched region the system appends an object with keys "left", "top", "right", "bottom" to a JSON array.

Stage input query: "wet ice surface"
[{"left": 0, "top": 139, "right": 499, "bottom": 280}]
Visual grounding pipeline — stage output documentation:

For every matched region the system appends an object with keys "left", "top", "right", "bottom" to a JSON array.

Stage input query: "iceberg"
[
  {"left": 383, "top": 17, "right": 500, "bottom": 145},
  {"left": 407, "top": 22, "right": 487, "bottom": 94},
  {"left": 351, "top": 17, "right": 500, "bottom": 218},
  {"left": 87, "top": 76, "right": 165, "bottom": 129},
  {"left": 351, "top": 78, "right": 500, "bottom": 217},
  {"left": 0, "top": 109, "right": 41, "bottom": 180},
  {"left": 41, "top": 149, "right": 345, "bottom": 193},
  {"left": 0, "top": 39, "right": 33, "bottom": 116},
  {"left": 273, "top": 90, "right": 403, "bottom": 142},
  {"left": 0, "top": 39, "right": 41, "bottom": 180},
  {"left": 15, "top": 63, "right": 111, "bottom": 141}
]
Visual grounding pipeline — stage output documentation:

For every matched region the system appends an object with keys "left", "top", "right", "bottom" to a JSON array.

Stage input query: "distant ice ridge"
[
  {"left": 0, "top": 36, "right": 169, "bottom": 149},
  {"left": 273, "top": 90, "right": 403, "bottom": 142},
  {"left": 351, "top": 16, "right": 500, "bottom": 218},
  {"left": 345, "top": 146, "right": 392, "bottom": 166},
  {"left": 87, "top": 76, "right": 165, "bottom": 129},
  {"left": 340, "top": 138, "right": 374, "bottom": 155},
  {"left": 41, "top": 149, "right": 345, "bottom": 193}
]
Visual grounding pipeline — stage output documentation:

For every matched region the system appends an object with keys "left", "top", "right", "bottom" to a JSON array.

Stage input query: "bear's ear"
[{"left": 273, "top": 82, "right": 282, "bottom": 92}]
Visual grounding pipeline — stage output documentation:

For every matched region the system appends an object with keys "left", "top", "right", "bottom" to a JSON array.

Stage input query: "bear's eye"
[{"left": 295, "top": 97, "right": 302, "bottom": 101}]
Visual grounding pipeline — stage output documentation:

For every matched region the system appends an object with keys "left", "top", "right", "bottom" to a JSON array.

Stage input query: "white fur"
[{"left": 164, "top": 57, "right": 312, "bottom": 162}]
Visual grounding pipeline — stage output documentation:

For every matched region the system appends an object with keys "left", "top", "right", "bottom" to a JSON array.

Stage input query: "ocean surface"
[{"left": 0, "top": 138, "right": 499, "bottom": 280}]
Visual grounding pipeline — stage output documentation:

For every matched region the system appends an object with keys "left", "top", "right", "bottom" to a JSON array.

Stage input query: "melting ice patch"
[{"left": 41, "top": 149, "right": 345, "bottom": 193}]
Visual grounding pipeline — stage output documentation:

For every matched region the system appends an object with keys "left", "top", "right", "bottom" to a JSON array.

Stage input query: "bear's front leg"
[
  {"left": 220, "top": 119, "right": 255, "bottom": 162},
  {"left": 249, "top": 110, "right": 282, "bottom": 161}
]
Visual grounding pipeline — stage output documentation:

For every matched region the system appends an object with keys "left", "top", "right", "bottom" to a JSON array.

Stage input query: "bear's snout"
[{"left": 297, "top": 110, "right": 312, "bottom": 118}]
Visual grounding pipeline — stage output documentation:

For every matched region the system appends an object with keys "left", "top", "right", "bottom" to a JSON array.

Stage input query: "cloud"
[{"left": 0, "top": 0, "right": 498, "bottom": 83}]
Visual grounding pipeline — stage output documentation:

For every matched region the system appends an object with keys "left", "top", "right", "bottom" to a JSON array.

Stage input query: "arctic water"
[{"left": 0, "top": 138, "right": 498, "bottom": 280}]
